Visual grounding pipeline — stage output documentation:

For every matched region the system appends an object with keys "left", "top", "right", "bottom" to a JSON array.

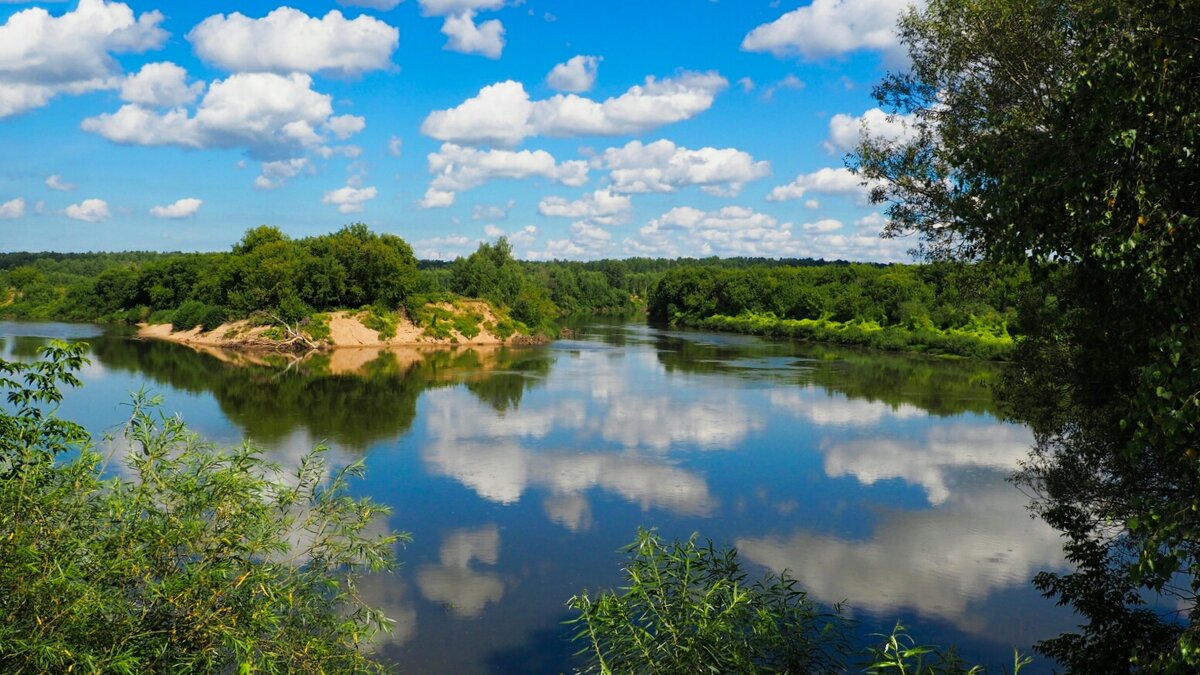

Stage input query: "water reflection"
[
  {"left": 646, "top": 328, "right": 998, "bottom": 418},
  {"left": 819, "top": 424, "right": 1035, "bottom": 505},
  {"left": 420, "top": 389, "right": 716, "bottom": 518},
  {"left": 86, "top": 335, "right": 552, "bottom": 450},
  {"left": 768, "top": 389, "right": 925, "bottom": 428},
  {"left": 599, "top": 395, "right": 763, "bottom": 451},
  {"left": 416, "top": 525, "right": 506, "bottom": 618},
  {"left": 356, "top": 573, "right": 418, "bottom": 650},
  {"left": 738, "top": 479, "right": 1066, "bottom": 637},
  {"left": 0, "top": 320, "right": 1076, "bottom": 672}
]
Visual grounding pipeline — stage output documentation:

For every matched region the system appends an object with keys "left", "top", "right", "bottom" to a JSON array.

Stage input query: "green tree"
[
  {"left": 855, "top": 0, "right": 1200, "bottom": 668},
  {"left": 450, "top": 238, "right": 557, "bottom": 329},
  {"left": 306, "top": 224, "right": 420, "bottom": 308}
]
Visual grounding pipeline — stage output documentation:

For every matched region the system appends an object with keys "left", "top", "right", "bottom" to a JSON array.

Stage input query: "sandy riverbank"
[{"left": 137, "top": 305, "right": 529, "bottom": 350}]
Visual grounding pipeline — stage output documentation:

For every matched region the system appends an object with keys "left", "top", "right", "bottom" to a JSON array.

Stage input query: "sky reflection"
[{"left": 0, "top": 321, "right": 1077, "bottom": 672}]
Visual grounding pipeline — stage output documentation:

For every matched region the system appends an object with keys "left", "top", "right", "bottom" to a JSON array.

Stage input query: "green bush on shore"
[
  {"left": 0, "top": 342, "right": 404, "bottom": 673},
  {"left": 692, "top": 312, "right": 1013, "bottom": 360}
]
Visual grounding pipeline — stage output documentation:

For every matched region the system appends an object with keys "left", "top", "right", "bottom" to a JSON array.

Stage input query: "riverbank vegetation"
[
  {"left": 853, "top": 0, "right": 1200, "bottom": 669},
  {"left": 0, "top": 225, "right": 554, "bottom": 346},
  {"left": 2, "top": 229, "right": 1029, "bottom": 358},
  {"left": 0, "top": 343, "right": 402, "bottom": 672},
  {"left": 568, "top": 529, "right": 1027, "bottom": 674},
  {"left": 647, "top": 263, "right": 1027, "bottom": 360}
]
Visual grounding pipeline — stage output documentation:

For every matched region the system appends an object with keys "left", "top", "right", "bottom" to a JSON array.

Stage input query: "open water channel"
[{"left": 0, "top": 318, "right": 1076, "bottom": 673}]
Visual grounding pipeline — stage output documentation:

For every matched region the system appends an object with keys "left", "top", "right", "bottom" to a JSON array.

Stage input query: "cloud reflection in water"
[
  {"left": 416, "top": 525, "right": 506, "bottom": 618},
  {"left": 416, "top": 347, "right": 763, "bottom": 527}
]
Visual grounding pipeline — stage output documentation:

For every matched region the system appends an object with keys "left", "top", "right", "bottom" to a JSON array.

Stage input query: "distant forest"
[{"left": 0, "top": 224, "right": 1031, "bottom": 358}]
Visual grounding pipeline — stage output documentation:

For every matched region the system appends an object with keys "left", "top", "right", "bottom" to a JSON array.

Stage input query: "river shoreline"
[{"left": 137, "top": 307, "right": 546, "bottom": 352}]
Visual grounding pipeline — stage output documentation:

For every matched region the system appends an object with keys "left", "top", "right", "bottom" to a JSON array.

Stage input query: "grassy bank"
[{"left": 688, "top": 311, "right": 1014, "bottom": 360}]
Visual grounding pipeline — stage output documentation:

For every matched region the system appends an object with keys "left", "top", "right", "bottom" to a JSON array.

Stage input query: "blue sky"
[{"left": 0, "top": 0, "right": 921, "bottom": 260}]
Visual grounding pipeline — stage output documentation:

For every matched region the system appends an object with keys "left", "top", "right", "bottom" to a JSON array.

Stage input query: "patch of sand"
[
  {"left": 138, "top": 302, "right": 527, "bottom": 352},
  {"left": 136, "top": 319, "right": 273, "bottom": 348},
  {"left": 328, "top": 313, "right": 382, "bottom": 346}
]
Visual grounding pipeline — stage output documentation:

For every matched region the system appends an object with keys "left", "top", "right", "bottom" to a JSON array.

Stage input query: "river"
[{"left": 0, "top": 318, "right": 1075, "bottom": 673}]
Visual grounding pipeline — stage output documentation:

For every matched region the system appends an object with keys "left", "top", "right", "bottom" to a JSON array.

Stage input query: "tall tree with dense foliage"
[
  {"left": 449, "top": 238, "right": 557, "bottom": 331},
  {"left": 856, "top": 0, "right": 1200, "bottom": 669}
]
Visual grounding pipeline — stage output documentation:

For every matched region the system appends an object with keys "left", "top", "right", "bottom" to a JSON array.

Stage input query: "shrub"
[
  {"left": 171, "top": 299, "right": 226, "bottom": 332},
  {"left": 276, "top": 294, "right": 312, "bottom": 325},
  {"left": 865, "top": 622, "right": 1031, "bottom": 675},
  {"left": 567, "top": 528, "right": 849, "bottom": 674},
  {"left": 452, "top": 311, "right": 482, "bottom": 339},
  {"left": 359, "top": 306, "right": 397, "bottom": 340},
  {"left": 306, "top": 312, "right": 332, "bottom": 343},
  {"left": 147, "top": 308, "right": 176, "bottom": 326},
  {"left": 0, "top": 343, "right": 404, "bottom": 673}
]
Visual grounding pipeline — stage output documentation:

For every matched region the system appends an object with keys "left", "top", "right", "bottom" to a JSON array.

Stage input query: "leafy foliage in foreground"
[
  {"left": 567, "top": 530, "right": 1029, "bottom": 674},
  {"left": 0, "top": 342, "right": 404, "bottom": 673},
  {"left": 865, "top": 622, "right": 1031, "bottom": 675},
  {"left": 567, "top": 529, "right": 850, "bottom": 674}
]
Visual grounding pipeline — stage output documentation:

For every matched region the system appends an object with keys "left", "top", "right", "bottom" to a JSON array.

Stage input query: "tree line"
[
  {"left": 646, "top": 261, "right": 1029, "bottom": 359},
  {"left": 2, "top": 230, "right": 1029, "bottom": 357}
]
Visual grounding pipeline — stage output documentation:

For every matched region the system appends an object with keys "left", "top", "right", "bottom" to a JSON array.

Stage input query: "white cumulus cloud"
[
  {"left": 64, "top": 198, "right": 109, "bottom": 222},
  {"left": 767, "top": 167, "right": 870, "bottom": 202},
  {"left": 638, "top": 205, "right": 796, "bottom": 257},
  {"left": 322, "top": 185, "right": 378, "bottom": 213},
  {"left": 741, "top": 0, "right": 921, "bottom": 63},
  {"left": 625, "top": 203, "right": 911, "bottom": 262},
  {"left": 538, "top": 188, "right": 631, "bottom": 226},
  {"left": 326, "top": 114, "right": 366, "bottom": 140},
  {"left": 149, "top": 197, "right": 202, "bottom": 219},
  {"left": 418, "top": 0, "right": 506, "bottom": 58},
  {"left": 421, "top": 143, "right": 588, "bottom": 208},
  {"left": 600, "top": 139, "right": 770, "bottom": 196},
  {"left": 801, "top": 218, "right": 844, "bottom": 232},
  {"left": 421, "top": 72, "right": 727, "bottom": 147},
  {"left": 546, "top": 55, "right": 600, "bottom": 93},
  {"left": 120, "top": 62, "right": 203, "bottom": 107},
  {"left": 0, "top": 197, "right": 25, "bottom": 219},
  {"left": 420, "top": 80, "right": 532, "bottom": 147},
  {"left": 533, "top": 71, "right": 728, "bottom": 139},
  {"left": 826, "top": 107, "right": 919, "bottom": 154},
  {"left": 440, "top": 10, "right": 504, "bottom": 58},
  {"left": 83, "top": 73, "right": 361, "bottom": 161},
  {"left": 255, "top": 158, "right": 313, "bottom": 190},
  {"left": 44, "top": 174, "right": 74, "bottom": 191},
  {"left": 0, "top": 0, "right": 167, "bottom": 118},
  {"left": 188, "top": 8, "right": 398, "bottom": 76}
]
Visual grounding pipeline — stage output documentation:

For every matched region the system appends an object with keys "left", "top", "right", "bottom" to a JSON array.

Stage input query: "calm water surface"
[{"left": 0, "top": 319, "right": 1075, "bottom": 673}]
